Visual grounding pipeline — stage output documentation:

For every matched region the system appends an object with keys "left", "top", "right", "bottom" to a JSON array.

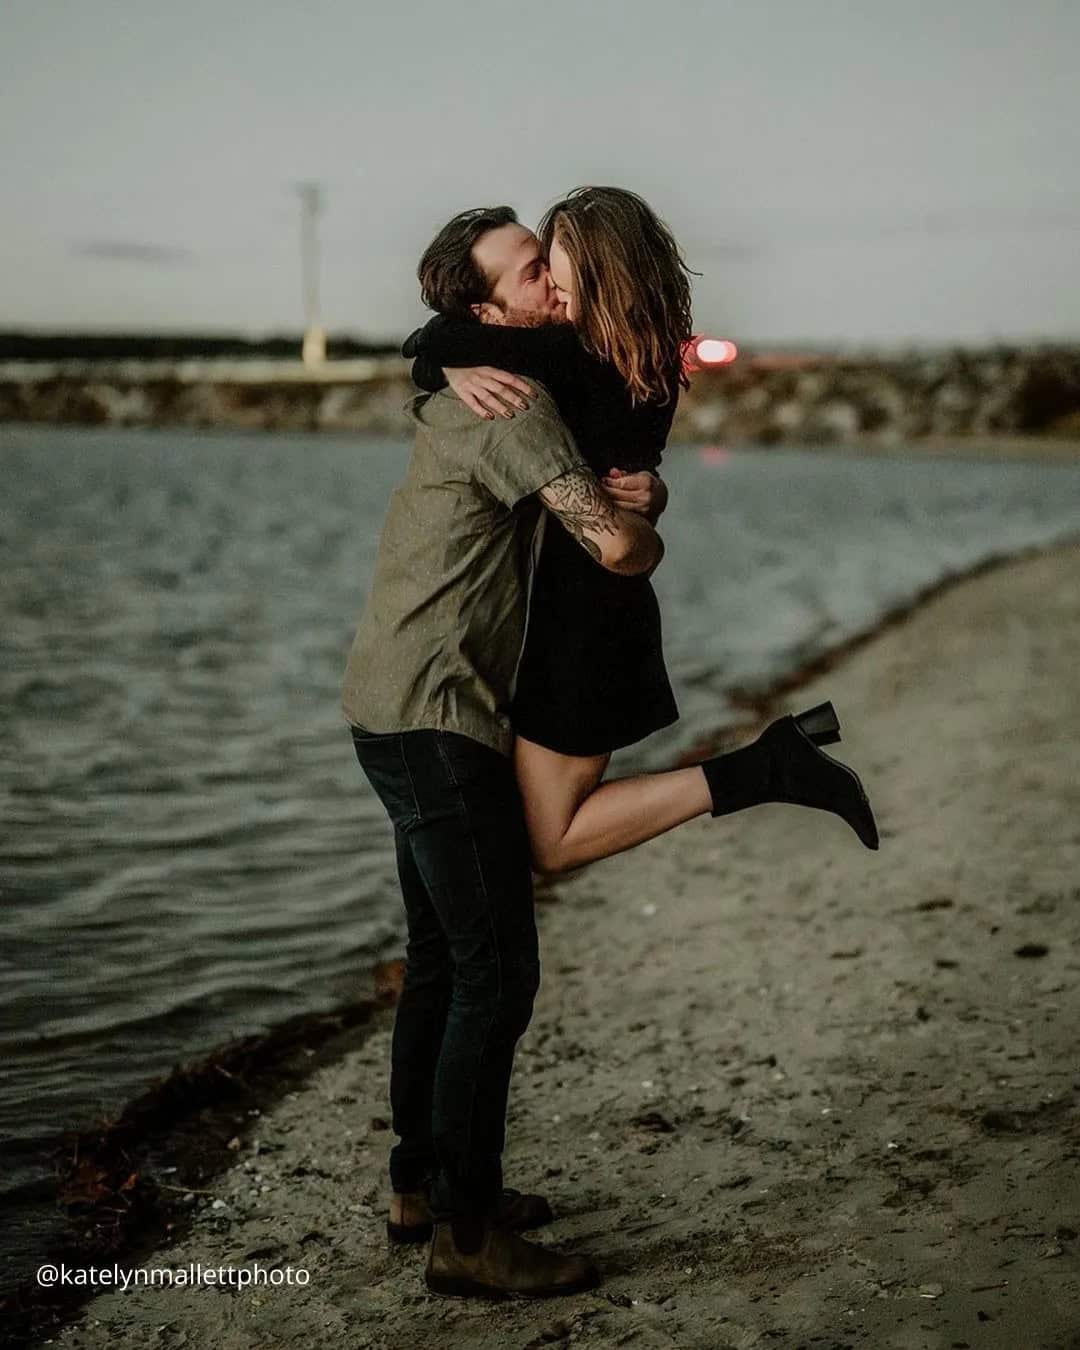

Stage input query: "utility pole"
[{"left": 295, "top": 181, "right": 325, "bottom": 366}]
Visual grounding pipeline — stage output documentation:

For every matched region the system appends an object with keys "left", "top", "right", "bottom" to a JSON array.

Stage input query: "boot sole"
[{"left": 425, "top": 1265, "right": 602, "bottom": 1300}]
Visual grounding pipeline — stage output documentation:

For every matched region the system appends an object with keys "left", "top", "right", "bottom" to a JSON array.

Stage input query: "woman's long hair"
[{"left": 537, "top": 186, "right": 697, "bottom": 406}]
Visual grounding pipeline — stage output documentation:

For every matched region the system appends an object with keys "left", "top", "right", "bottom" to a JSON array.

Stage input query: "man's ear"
[{"left": 471, "top": 301, "right": 504, "bottom": 326}]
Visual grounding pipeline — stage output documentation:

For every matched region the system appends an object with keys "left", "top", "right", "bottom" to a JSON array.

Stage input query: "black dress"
[{"left": 405, "top": 316, "right": 679, "bottom": 757}]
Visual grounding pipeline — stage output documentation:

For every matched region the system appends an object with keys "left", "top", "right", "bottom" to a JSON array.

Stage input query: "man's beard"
[{"left": 499, "top": 302, "right": 571, "bottom": 329}]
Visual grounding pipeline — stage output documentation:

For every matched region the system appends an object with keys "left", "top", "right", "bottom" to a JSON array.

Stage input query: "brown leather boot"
[
  {"left": 426, "top": 1215, "right": 601, "bottom": 1299},
  {"left": 388, "top": 1184, "right": 553, "bottom": 1245},
  {"left": 387, "top": 1187, "right": 432, "bottom": 1245}
]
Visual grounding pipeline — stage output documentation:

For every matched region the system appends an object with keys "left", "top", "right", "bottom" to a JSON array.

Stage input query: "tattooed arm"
[{"left": 538, "top": 469, "right": 664, "bottom": 577}]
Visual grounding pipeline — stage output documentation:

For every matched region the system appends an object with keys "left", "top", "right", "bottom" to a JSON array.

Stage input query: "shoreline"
[
  {"left": 0, "top": 981, "right": 402, "bottom": 1343},
  {"left": 675, "top": 527, "right": 1080, "bottom": 760},
  {"left": 4, "top": 414, "right": 1079, "bottom": 464},
  {"left": 8, "top": 529, "right": 1080, "bottom": 1346}
]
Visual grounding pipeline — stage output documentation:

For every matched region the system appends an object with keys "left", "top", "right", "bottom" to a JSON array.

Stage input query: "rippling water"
[{"left": 3, "top": 422, "right": 1080, "bottom": 1287}]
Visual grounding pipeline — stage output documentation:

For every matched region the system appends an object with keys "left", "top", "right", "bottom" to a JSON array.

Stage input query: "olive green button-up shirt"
[{"left": 341, "top": 382, "right": 588, "bottom": 756}]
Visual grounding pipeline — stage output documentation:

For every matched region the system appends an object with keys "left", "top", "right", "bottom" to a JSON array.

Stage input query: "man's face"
[{"left": 471, "top": 223, "right": 567, "bottom": 327}]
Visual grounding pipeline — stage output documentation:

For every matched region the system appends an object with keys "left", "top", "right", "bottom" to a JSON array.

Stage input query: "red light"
[
  {"left": 680, "top": 335, "right": 739, "bottom": 374},
  {"left": 696, "top": 338, "right": 738, "bottom": 366}
]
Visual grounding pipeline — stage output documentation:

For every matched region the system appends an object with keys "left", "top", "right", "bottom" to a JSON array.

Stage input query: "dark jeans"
[{"left": 350, "top": 725, "right": 540, "bottom": 1222}]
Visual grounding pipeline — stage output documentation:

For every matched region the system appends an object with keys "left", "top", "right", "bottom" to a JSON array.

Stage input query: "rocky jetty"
[
  {"left": 672, "top": 344, "right": 1080, "bottom": 446},
  {"left": 2, "top": 346, "right": 1078, "bottom": 446},
  {"left": 0, "top": 358, "right": 415, "bottom": 438}
]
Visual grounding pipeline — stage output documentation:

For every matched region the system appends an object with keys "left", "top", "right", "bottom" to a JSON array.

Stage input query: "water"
[{"left": 3, "top": 423, "right": 1080, "bottom": 1288}]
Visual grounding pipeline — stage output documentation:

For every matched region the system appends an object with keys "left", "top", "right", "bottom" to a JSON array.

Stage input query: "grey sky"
[{"left": 3, "top": 0, "right": 1078, "bottom": 344}]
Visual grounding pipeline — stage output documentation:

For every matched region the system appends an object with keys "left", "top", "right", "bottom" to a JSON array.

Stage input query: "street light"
[{"left": 295, "top": 181, "right": 325, "bottom": 366}]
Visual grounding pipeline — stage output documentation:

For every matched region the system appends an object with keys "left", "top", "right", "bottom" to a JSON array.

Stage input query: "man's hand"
[
  {"left": 445, "top": 366, "right": 535, "bottom": 420},
  {"left": 600, "top": 468, "right": 668, "bottom": 525}
]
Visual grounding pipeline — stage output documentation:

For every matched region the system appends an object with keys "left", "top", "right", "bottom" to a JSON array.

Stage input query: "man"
[{"left": 341, "top": 206, "right": 664, "bottom": 1299}]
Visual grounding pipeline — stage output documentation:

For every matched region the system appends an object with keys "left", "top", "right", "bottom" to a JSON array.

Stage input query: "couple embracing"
[{"left": 341, "top": 187, "right": 879, "bottom": 1299}]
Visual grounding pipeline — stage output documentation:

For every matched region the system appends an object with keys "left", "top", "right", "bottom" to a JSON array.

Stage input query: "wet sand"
[{"left": 41, "top": 537, "right": 1080, "bottom": 1350}]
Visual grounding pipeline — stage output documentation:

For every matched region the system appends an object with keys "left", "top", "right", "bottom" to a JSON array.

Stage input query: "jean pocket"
[
  {"left": 435, "top": 732, "right": 509, "bottom": 795},
  {"left": 352, "top": 733, "right": 421, "bottom": 830}
]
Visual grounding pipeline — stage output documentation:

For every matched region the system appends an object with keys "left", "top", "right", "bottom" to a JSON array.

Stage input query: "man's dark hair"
[{"left": 417, "top": 205, "right": 518, "bottom": 317}]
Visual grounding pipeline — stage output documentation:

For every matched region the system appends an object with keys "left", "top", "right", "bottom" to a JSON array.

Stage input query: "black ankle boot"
[{"left": 702, "top": 700, "right": 879, "bottom": 850}]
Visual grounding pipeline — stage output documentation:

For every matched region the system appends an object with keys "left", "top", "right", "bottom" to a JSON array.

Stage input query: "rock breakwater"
[{"left": 2, "top": 346, "right": 1078, "bottom": 446}]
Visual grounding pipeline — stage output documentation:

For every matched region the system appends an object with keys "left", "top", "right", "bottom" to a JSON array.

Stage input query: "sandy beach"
[{"left": 34, "top": 535, "right": 1080, "bottom": 1350}]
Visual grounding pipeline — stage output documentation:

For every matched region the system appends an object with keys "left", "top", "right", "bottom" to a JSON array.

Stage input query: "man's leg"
[
  {"left": 386, "top": 825, "right": 453, "bottom": 1196},
  {"left": 350, "top": 730, "right": 453, "bottom": 1198},
  {"left": 399, "top": 730, "right": 540, "bottom": 1225}
]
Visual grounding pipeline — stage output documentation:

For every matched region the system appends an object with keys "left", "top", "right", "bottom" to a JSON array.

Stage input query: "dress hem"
[{"left": 511, "top": 706, "right": 680, "bottom": 759}]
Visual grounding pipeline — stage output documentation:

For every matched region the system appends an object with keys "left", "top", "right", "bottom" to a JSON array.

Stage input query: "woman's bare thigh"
[{"left": 513, "top": 735, "right": 610, "bottom": 865}]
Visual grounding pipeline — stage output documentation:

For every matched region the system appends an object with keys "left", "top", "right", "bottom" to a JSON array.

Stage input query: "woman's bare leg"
[{"left": 514, "top": 735, "right": 711, "bottom": 876}]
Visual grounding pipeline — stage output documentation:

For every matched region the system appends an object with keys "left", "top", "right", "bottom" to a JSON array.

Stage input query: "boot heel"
[{"left": 794, "top": 700, "right": 841, "bottom": 746}]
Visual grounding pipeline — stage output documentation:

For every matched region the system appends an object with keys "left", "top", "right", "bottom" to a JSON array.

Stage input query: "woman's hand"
[
  {"left": 444, "top": 366, "right": 535, "bottom": 420},
  {"left": 601, "top": 468, "right": 668, "bottom": 524}
]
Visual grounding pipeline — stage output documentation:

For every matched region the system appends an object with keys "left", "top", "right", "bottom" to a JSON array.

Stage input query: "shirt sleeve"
[
  {"left": 410, "top": 314, "right": 585, "bottom": 404},
  {"left": 475, "top": 389, "right": 589, "bottom": 510},
  {"left": 410, "top": 353, "right": 447, "bottom": 393}
]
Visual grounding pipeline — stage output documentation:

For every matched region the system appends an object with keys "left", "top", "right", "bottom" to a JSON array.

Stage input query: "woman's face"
[{"left": 547, "top": 236, "right": 577, "bottom": 325}]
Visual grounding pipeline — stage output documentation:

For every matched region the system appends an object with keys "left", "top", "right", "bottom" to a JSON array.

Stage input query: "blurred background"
[
  {"left": 2, "top": 0, "right": 1079, "bottom": 345},
  {"left": 2, "top": 0, "right": 1079, "bottom": 1312}
]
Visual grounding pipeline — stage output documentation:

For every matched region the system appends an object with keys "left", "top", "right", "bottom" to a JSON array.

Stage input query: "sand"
[{"left": 42, "top": 537, "right": 1080, "bottom": 1350}]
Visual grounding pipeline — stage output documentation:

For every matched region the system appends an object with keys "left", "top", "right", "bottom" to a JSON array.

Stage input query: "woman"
[{"left": 408, "top": 187, "right": 878, "bottom": 872}]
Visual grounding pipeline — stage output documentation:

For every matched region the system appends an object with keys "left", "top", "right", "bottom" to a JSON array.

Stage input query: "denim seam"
[
  {"left": 433, "top": 733, "right": 502, "bottom": 1212},
  {"left": 396, "top": 734, "right": 423, "bottom": 829}
]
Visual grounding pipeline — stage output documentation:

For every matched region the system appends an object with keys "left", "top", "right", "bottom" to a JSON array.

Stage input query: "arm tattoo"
[{"left": 539, "top": 469, "right": 619, "bottom": 564}]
